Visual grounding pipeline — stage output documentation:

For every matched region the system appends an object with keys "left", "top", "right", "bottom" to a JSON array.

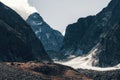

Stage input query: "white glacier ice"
[{"left": 55, "top": 48, "right": 120, "bottom": 71}]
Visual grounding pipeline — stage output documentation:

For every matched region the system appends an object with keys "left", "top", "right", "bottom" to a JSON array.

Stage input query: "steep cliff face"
[
  {"left": 26, "top": 13, "right": 63, "bottom": 52},
  {"left": 61, "top": 0, "right": 120, "bottom": 59},
  {"left": 96, "top": 0, "right": 120, "bottom": 67},
  {"left": 26, "top": 13, "right": 63, "bottom": 59},
  {"left": 0, "top": 2, "right": 51, "bottom": 62},
  {"left": 61, "top": 16, "right": 95, "bottom": 57},
  {"left": 92, "top": 22, "right": 120, "bottom": 67}
]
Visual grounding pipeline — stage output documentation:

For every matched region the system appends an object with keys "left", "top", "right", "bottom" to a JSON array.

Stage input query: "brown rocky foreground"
[{"left": 0, "top": 62, "right": 91, "bottom": 80}]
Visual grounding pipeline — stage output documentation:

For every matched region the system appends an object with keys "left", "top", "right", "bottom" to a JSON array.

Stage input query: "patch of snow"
[
  {"left": 35, "top": 31, "right": 39, "bottom": 34},
  {"left": 67, "top": 55, "right": 76, "bottom": 59},
  {"left": 37, "top": 22, "right": 43, "bottom": 25},
  {"left": 38, "top": 36, "right": 41, "bottom": 39},
  {"left": 64, "top": 49, "right": 74, "bottom": 56},
  {"left": 35, "top": 30, "right": 41, "bottom": 34},
  {"left": 46, "top": 33, "right": 50, "bottom": 39},
  {"left": 32, "top": 21, "right": 42, "bottom": 25},
  {"left": 62, "top": 30, "right": 65, "bottom": 36},
  {"left": 39, "top": 28, "right": 42, "bottom": 32},
  {"left": 55, "top": 48, "right": 120, "bottom": 71}
]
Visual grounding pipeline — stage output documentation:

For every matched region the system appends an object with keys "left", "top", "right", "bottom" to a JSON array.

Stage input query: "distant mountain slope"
[
  {"left": 0, "top": 2, "right": 51, "bottom": 62},
  {"left": 26, "top": 13, "right": 63, "bottom": 52},
  {"left": 62, "top": 0, "right": 120, "bottom": 56},
  {"left": 61, "top": 16, "right": 95, "bottom": 57},
  {"left": 60, "top": 0, "right": 120, "bottom": 67},
  {"left": 26, "top": 13, "right": 63, "bottom": 58}
]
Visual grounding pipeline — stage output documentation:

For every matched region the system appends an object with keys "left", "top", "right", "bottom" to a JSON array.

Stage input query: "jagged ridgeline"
[
  {"left": 61, "top": 0, "right": 120, "bottom": 67},
  {"left": 26, "top": 13, "right": 63, "bottom": 59},
  {"left": 0, "top": 2, "right": 51, "bottom": 62}
]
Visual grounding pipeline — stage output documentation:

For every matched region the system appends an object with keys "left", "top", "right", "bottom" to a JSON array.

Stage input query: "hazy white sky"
[
  {"left": 0, "top": 0, "right": 37, "bottom": 19},
  {"left": 0, "top": 0, "right": 111, "bottom": 33},
  {"left": 28, "top": 0, "right": 111, "bottom": 33}
]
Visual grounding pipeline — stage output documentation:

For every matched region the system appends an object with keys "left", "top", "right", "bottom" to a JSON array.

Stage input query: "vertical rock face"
[
  {"left": 0, "top": 2, "right": 51, "bottom": 62},
  {"left": 93, "top": 22, "right": 120, "bottom": 67},
  {"left": 61, "top": 0, "right": 120, "bottom": 67},
  {"left": 61, "top": 16, "right": 95, "bottom": 57},
  {"left": 26, "top": 13, "right": 63, "bottom": 58}
]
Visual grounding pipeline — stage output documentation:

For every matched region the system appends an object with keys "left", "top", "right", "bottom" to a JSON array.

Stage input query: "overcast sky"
[
  {"left": 28, "top": 0, "right": 111, "bottom": 34},
  {"left": 1, "top": 0, "right": 111, "bottom": 34},
  {"left": 0, "top": 0, "right": 37, "bottom": 19}
]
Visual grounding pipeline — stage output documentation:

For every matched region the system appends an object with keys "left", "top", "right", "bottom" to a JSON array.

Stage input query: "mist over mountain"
[
  {"left": 0, "top": 2, "right": 51, "bottom": 62},
  {"left": 0, "top": 0, "right": 37, "bottom": 19}
]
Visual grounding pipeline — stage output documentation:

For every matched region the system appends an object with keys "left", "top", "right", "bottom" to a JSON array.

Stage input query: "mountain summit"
[
  {"left": 61, "top": 0, "right": 120, "bottom": 67},
  {"left": 0, "top": 2, "right": 51, "bottom": 62},
  {"left": 26, "top": 13, "right": 63, "bottom": 59}
]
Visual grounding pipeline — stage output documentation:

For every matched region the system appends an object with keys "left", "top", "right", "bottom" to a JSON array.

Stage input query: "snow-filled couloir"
[{"left": 56, "top": 43, "right": 120, "bottom": 71}]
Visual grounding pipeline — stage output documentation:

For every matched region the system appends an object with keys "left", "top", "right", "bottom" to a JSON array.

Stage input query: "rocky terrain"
[
  {"left": 0, "top": 2, "right": 51, "bottom": 62},
  {"left": 61, "top": 0, "right": 120, "bottom": 57},
  {"left": 0, "top": 0, "right": 120, "bottom": 80},
  {"left": 2, "top": 62, "right": 91, "bottom": 80},
  {"left": 60, "top": 0, "right": 120, "bottom": 67},
  {"left": 26, "top": 13, "right": 63, "bottom": 59},
  {"left": 78, "top": 69, "right": 120, "bottom": 80},
  {"left": 0, "top": 63, "right": 45, "bottom": 80},
  {"left": 1, "top": 62, "right": 120, "bottom": 80}
]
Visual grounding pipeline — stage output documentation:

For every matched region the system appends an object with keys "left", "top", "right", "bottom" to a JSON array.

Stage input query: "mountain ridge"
[
  {"left": 0, "top": 2, "right": 51, "bottom": 62},
  {"left": 60, "top": 0, "right": 120, "bottom": 67},
  {"left": 26, "top": 12, "right": 63, "bottom": 59}
]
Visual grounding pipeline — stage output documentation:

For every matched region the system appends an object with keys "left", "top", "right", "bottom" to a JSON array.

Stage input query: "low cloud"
[{"left": 0, "top": 0, "right": 37, "bottom": 19}]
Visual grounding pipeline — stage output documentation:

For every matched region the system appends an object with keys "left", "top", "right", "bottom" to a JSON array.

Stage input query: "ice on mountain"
[{"left": 46, "top": 33, "right": 50, "bottom": 39}]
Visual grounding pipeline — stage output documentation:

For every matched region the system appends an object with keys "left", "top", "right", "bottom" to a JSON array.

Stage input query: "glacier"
[{"left": 56, "top": 47, "right": 120, "bottom": 71}]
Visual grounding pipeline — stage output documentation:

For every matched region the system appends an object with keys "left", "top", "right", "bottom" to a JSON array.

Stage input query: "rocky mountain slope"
[
  {"left": 26, "top": 13, "right": 63, "bottom": 52},
  {"left": 60, "top": 0, "right": 120, "bottom": 67},
  {"left": 26, "top": 13, "right": 63, "bottom": 59},
  {"left": 0, "top": 2, "right": 51, "bottom": 62}
]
